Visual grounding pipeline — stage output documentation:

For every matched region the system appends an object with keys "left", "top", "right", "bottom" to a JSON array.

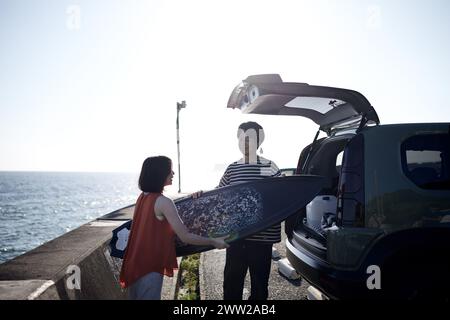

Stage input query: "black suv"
[{"left": 227, "top": 74, "right": 450, "bottom": 299}]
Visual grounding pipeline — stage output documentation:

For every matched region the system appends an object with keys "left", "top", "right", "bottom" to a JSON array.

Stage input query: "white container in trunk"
[{"left": 306, "top": 195, "right": 337, "bottom": 230}]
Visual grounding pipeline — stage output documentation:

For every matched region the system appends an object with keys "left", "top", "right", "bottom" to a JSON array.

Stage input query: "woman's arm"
[{"left": 155, "top": 195, "right": 228, "bottom": 249}]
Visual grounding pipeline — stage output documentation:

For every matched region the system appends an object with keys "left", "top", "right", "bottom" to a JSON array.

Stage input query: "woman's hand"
[
  {"left": 191, "top": 190, "right": 203, "bottom": 199},
  {"left": 210, "top": 235, "right": 230, "bottom": 249}
]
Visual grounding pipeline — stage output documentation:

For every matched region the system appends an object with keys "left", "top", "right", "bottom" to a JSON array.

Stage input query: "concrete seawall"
[{"left": 0, "top": 205, "right": 180, "bottom": 300}]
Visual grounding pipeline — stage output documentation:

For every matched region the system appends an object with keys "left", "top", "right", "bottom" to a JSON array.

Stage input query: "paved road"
[{"left": 199, "top": 224, "right": 309, "bottom": 300}]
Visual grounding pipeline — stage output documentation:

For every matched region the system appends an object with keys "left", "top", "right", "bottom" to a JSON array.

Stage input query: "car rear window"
[
  {"left": 285, "top": 97, "right": 347, "bottom": 114},
  {"left": 401, "top": 133, "right": 450, "bottom": 190}
]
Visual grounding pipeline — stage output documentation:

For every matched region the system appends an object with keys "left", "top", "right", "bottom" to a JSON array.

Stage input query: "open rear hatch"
[
  {"left": 227, "top": 74, "right": 379, "bottom": 135},
  {"left": 226, "top": 74, "right": 379, "bottom": 256}
]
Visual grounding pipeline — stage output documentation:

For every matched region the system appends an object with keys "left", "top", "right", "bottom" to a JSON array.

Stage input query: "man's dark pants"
[{"left": 223, "top": 240, "right": 273, "bottom": 300}]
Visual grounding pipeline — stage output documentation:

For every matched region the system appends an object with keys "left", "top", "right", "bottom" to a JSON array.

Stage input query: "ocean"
[{"left": 0, "top": 171, "right": 140, "bottom": 264}]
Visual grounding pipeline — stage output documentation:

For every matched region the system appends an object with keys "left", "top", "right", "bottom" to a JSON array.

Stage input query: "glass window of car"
[
  {"left": 285, "top": 97, "right": 347, "bottom": 114},
  {"left": 401, "top": 134, "right": 450, "bottom": 190}
]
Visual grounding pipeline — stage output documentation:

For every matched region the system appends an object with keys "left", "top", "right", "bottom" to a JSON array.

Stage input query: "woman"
[{"left": 119, "top": 156, "right": 229, "bottom": 300}]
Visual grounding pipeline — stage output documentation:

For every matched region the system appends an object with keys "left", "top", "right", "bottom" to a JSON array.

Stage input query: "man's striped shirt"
[{"left": 218, "top": 156, "right": 281, "bottom": 243}]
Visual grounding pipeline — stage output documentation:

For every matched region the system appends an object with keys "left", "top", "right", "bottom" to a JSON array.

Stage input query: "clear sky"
[{"left": 1, "top": 0, "right": 450, "bottom": 193}]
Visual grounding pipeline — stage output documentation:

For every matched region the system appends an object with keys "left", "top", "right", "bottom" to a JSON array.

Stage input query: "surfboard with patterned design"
[{"left": 110, "top": 175, "right": 329, "bottom": 258}]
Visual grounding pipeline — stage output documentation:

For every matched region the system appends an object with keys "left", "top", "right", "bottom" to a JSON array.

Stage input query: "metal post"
[{"left": 176, "top": 101, "right": 186, "bottom": 193}]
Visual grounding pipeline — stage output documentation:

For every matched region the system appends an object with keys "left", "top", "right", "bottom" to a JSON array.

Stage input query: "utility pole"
[{"left": 176, "top": 100, "right": 186, "bottom": 193}]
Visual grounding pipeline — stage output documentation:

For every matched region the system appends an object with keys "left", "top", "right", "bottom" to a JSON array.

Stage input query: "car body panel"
[{"left": 362, "top": 123, "right": 450, "bottom": 232}]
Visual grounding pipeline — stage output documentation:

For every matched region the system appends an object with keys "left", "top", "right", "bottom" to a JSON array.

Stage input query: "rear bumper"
[
  {"left": 287, "top": 227, "right": 450, "bottom": 299},
  {"left": 286, "top": 239, "right": 372, "bottom": 299}
]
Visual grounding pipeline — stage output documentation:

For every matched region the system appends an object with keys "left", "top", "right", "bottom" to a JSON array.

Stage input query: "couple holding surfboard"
[{"left": 120, "top": 122, "right": 280, "bottom": 300}]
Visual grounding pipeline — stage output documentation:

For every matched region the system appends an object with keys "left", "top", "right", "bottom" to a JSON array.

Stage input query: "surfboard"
[{"left": 109, "top": 175, "right": 329, "bottom": 258}]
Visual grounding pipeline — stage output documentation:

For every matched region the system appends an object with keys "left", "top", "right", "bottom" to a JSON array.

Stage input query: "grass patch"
[{"left": 177, "top": 253, "right": 200, "bottom": 300}]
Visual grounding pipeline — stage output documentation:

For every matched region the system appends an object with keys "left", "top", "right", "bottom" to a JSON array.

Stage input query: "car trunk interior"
[{"left": 288, "top": 134, "right": 354, "bottom": 260}]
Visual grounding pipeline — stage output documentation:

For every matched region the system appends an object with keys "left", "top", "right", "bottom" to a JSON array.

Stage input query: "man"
[{"left": 219, "top": 121, "right": 281, "bottom": 300}]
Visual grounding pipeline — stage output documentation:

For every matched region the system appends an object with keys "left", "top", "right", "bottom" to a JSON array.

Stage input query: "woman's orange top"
[{"left": 119, "top": 192, "right": 178, "bottom": 288}]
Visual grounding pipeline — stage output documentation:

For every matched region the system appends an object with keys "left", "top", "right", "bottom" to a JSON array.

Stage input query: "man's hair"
[
  {"left": 237, "top": 121, "right": 265, "bottom": 147},
  {"left": 138, "top": 156, "right": 172, "bottom": 193}
]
